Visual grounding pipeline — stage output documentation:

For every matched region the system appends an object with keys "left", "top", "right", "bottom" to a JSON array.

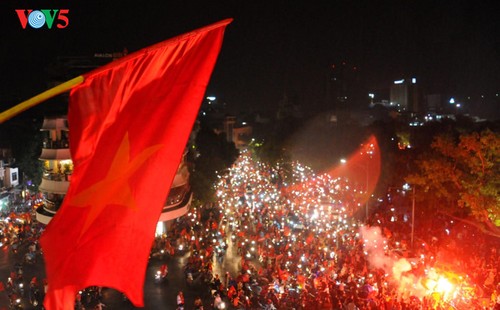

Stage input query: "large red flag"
[{"left": 40, "top": 19, "right": 232, "bottom": 309}]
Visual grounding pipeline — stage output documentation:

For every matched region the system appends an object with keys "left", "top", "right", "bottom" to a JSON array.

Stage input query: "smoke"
[
  {"left": 359, "top": 225, "right": 393, "bottom": 270},
  {"left": 359, "top": 225, "right": 427, "bottom": 298},
  {"left": 392, "top": 258, "right": 412, "bottom": 280}
]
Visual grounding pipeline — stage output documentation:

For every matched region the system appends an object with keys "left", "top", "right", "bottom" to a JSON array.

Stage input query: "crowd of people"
[
  {"left": 0, "top": 198, "right": 115, "bottom": 309},
  {"left": 156, "top": 150, "right": 499, "bottom": 310},
  {"left": 0, "top": 149, "right": 498, "bottom": 310},
  {"left": 0, "top": 208, "right": 46, "bottom": 309}
]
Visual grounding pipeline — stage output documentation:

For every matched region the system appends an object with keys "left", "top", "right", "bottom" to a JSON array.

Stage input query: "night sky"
[{"left": 1, "top": 0, "right": 499, "bottom": 119}]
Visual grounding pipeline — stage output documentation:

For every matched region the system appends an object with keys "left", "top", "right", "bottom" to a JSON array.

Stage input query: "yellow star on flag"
[{"left": 70, "top": 133, "right": 163, "bottom": 238}]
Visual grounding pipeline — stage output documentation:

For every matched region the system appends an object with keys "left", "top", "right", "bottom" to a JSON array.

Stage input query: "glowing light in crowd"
[{"left": 209, "top": 142, "right": 478, "bottom": 308}]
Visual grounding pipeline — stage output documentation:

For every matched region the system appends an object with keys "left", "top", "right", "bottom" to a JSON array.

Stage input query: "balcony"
[
  {"left": 39, "top": 148, "right": 71, "bottom": 160},
  {"left": 35, "top": 204, "right": 57, "bottom": 225},
  {"left": 158, "top": 185, "right": 192, "bottom": 222},
  {"left": 172, "top": 163, "right": 189, "bottom": 187},
  {"left": 42, "top": 140, "right": 69, "bottom": 149},
  {"left": 39, "top": 177, "right": 70, "bottom": 194},
  {"left": 41, "top": 117, "right": 68, "bottom": 131}
]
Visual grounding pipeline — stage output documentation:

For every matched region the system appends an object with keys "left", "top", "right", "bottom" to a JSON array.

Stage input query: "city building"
[
  {"left": 0, "top": 161, "right": 19, "bottom": 189},
  {"left": 325, "top": 61, "right": 364, "bottom": 123},
  {"left": 221, "top": 115, "right": 253, "bottom": 149},
  {"left": 0, "top": 146, "right": 15, "bottom": 189},
  {"left": 390, "top": 77, "right": 420, "bottom": 114},
  {"left": 35, "top": 116, "right": 71, "bottom": 224},
  {"left": 425, "top": 93, "right": 445, "bottom": 113},
  {"left": 223, "top": 115, "right": 236, "bottom": 143},
  {"left": 232, "top": 125, "right": 253, "bottom": 149},
  {"left": 0, "top": 161, "right": 19, "bottom": 212}
]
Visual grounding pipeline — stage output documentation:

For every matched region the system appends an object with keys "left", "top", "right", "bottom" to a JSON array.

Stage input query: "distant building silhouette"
[
  {"left": 390, "top": 77, "right": 420, "bottom": 114},
  {"left": 325, "top": 61, "right": 362, "bottom": 124}
]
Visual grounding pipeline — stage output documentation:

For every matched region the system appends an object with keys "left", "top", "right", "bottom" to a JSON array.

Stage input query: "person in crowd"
[
  {"left": 193, "top": 295, "right": 203, "bottom": 309},
  {"left": 176, "top": 290, "right": 185, "bottom": 310}
]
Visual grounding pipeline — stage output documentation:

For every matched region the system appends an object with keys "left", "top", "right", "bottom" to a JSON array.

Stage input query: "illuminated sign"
[{"left": 15, "top": 9, "right": 69, "bottom": 29}]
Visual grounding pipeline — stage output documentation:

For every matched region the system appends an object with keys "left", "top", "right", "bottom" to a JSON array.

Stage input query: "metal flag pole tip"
[{"left": 0, "top": 75, "right": 84, "bottom": 124}]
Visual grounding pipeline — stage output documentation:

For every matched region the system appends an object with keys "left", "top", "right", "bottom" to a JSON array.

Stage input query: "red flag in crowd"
[{"left": 40, "top": 19, "right": 232, "bottom": 310}]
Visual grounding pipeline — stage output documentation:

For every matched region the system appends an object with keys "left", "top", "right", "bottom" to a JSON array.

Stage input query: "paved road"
[{"left": 0, "top": 235, "right": 242, "bottom": 309}]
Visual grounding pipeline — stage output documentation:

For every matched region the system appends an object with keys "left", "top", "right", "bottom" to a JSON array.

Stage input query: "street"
[{"left": 0, "top": 232, "right": 242, "bottom": 310}]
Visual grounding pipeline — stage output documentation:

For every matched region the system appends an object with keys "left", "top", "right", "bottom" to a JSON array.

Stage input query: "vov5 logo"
[{"left": 15, "top": 9, "right": 69, "bottom": 29}]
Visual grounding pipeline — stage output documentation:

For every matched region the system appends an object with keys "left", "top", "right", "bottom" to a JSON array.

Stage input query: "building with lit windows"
[
  {"left": 35, "top": 116, "right": 72, "bottom": 224},
  {"left": 390, "top": 77, "right": 420, "bottom": 113}
]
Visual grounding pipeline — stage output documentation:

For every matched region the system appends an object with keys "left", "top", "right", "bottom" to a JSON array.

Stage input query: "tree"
[
  {"left": 253, "top": 138, "right": 288, "bottom": 167},
  {"left": 406, "top": 129, "right": 500, "bottom": 236},
  {"left": 189, "top": 121, "right": 238, "bottom": 203}
]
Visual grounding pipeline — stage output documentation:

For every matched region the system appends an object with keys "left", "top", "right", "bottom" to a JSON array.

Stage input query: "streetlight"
[
  {"left": 412, "top": 186, "right": 415, "bottom": 249},
  {"left": 339, "top": 141, "right": 375, "bottom": 220},
  {"left": 360, "top": 143, "right": 374, "bottom": 220},
  {"left": 403, "top": 183, "right": 416, "bottom": 249},
  {"left": 340, "top": 157, "right": 370, "bottom": 220}
]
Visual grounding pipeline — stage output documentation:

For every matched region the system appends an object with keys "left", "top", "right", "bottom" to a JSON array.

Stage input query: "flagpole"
[{"left": 0, "top": 75, "right": 84, "bottom": 124}]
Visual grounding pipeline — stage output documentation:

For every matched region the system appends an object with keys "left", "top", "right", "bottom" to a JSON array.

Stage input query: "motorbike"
[
  {"left": 24, "top": 252, "right": 36, "bottom": 264},
  {"left": 17, "top": 282, "right": 25, "bottom": 296},
  {"left": 29, "top": 285, "right": 40, "bottom": 307},
  {"left": 186, "top": 271, "right": 204, "bottom": 288},
  {"left": 11, "top": 242, "right": 19, "bottom": 255},
  {"left": 186, "top": 272, "right": 194, "bottom": 286},
  {"left": 154, "top": 265, "right": 168, "bottom": 284},
  {"left": 9, "top": 295, "right": 23, "bottom": 309},
  {"left": 213, "top": 297, "right": 226, "bottom": 310},
  {"left": 0, "top": 236, "right": 8, "bottom": 248}
]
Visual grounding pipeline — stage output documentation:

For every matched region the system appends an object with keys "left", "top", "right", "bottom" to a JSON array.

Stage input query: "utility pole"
[
  {"left": 411, "top": 186, "right": 415, "bottom": 249},
  {"left": 365, "top": 160, "right": 369, "bottom": 221}
]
